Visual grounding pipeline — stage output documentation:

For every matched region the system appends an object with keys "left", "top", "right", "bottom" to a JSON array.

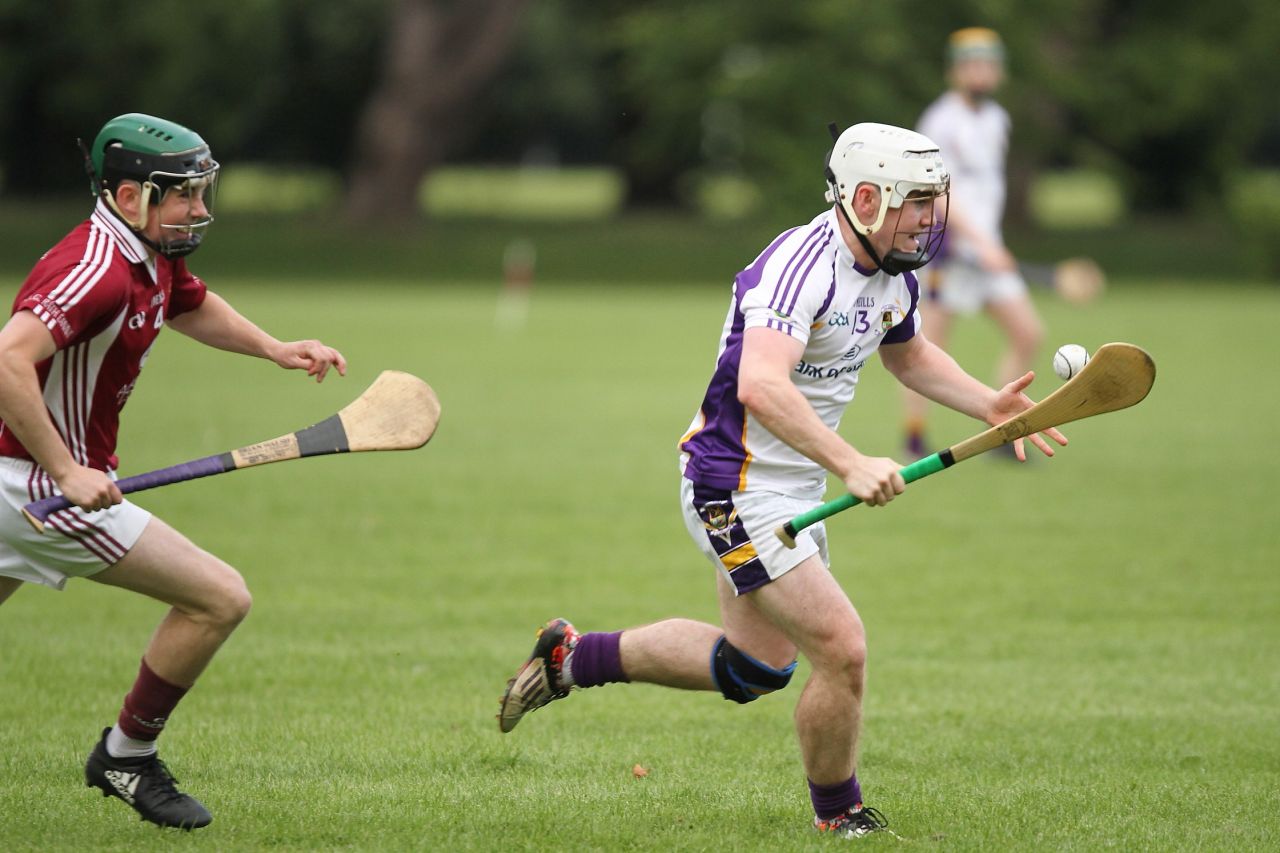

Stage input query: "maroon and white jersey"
[{"left": 0, "top": 201, "right": 207, "bottom": 473}]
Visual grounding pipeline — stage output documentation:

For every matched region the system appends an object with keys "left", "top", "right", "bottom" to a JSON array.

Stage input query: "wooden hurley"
[
  {"left": 776, "top": 343, "right": 1155, "bottom": 547},
  {"left": 23, "top": 370, "right": 441, "bottom": 533}
]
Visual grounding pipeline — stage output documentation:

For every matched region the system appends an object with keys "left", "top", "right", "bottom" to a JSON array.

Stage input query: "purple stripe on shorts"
[
  {"left": 688, "top": 484, "right": 771, "bottom": 595},
  {"left": 727, "top": 560, "right": 771, "bottom": 595}
]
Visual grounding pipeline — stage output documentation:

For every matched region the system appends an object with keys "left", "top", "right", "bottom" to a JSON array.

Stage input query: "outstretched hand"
[
  {"left": 271, "top": 340, "right": 347, "bottom": 382},
  {"left": 987, "top": 371, "right": 1068, "bottom": 461}
]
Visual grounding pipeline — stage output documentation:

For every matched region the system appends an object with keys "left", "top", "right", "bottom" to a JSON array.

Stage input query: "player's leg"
[
  {"left": 83, "top": 515, "right": 251, "bottom": 829},
  {"left": 616, "top": 618, "right": 722, "bottom": 688},
  {"left": 0, "top": 575, "right": 21, "bottom": 605},
  {"left": 565, "top": 480, "right": 813, "bottom": 699},
  {"left": 985, "top": 288, "right": 1044, "bottom": 389},
  {"left": 501, "top": 571, "right": 792, "bottom": 712},
  {"left": 498, "top": 613, "right": 725, "bottom": 732},
  {"left": 679, "top": 484, "right": 887, "bottom": 835},
  {"left": 91, "top": 515, "right": 252, "bottom": 687},
  {"left": 748, "top": 556, "right": 864, "bottom": 783},
  {"left": 745, "top": 556, "right": 892, "bottom": 837},
  {"left": 497, "top": 479, "right": 794, "bottom": 732}
]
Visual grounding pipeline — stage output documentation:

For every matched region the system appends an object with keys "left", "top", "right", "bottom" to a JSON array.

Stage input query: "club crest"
[{"left": 699, "top": 500, "right": 738, "bottom": 544}]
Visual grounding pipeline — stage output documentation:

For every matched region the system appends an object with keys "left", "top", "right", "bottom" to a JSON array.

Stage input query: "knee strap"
[{"left": 710, "top": 636, "right": 797, "bottom": 704}]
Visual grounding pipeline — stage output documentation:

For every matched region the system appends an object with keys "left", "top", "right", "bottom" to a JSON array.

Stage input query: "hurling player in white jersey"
[
  {"left": 499, "top": 122, "right": 1066, "bottom": 839},
  {"left": 903, "top": 28, "right": 1046, "bottom": 459}
]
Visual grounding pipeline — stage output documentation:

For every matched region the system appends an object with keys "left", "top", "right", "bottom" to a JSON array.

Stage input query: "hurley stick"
[
  {"left": 776, "top": 342, "right": 1154, "bottom": 547},
  {"left": 23, "top": 370, "right": 440, "bottom": 533}
]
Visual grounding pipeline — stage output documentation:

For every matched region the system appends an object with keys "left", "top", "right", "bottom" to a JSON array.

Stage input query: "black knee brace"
[{"left": 710, "top": 636, "right": 797, "bottom": 704}]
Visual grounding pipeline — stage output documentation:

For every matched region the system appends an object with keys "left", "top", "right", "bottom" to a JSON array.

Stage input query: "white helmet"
[{"left": 823, "top": 122, "right": 950, "bottom": 273}]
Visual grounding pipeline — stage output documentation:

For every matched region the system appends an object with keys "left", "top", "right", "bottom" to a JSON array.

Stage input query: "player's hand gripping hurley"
[
  {"left": 22, "top": 370, "right": 441, "bottom": 533},
  {"left": 776, "top": 343, "right": 1155, "bottom": 547}
]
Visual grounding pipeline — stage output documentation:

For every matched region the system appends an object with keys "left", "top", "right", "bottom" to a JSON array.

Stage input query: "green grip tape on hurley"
[{"left": 783, "top": 452, "right": 949, "bottom": 538}]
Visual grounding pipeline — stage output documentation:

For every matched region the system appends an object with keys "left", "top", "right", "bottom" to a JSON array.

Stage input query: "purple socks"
[
  {"left": 568, "top": 631, "right": 630, "bottom": 688},
  {"left": 809, "top": 774, "right": 862, "bottom": 820}
]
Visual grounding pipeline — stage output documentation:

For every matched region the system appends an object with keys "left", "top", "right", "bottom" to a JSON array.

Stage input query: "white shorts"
[
  {"left": 0, "top": 457, "right": 151, "bottom": 590},
  {"left": 680, "top": 477, "right": 828, "bottom": 596},
  {"left": 927, "top": 261, "right": 1027, "bottom": 315}
]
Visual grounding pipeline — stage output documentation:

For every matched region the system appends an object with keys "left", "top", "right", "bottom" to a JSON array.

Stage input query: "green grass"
[{"left": 0, "top": 268, "right": 1278, "bottom": 850}]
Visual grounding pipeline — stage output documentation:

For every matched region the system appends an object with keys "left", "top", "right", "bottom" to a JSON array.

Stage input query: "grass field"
[{"left": 1, "top": 259, "right": 1278, "bottom": 850}]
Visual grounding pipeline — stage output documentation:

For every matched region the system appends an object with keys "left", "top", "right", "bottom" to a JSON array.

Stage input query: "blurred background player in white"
[
  {"left": 0, "top": 114, "right": 345, "bottom": 829},
  {"left": 498, "top": 122, "right": 1065, "bottom": 840},
  {"left": 902, "top": 28, "right": 1045, "bottom": 459}
]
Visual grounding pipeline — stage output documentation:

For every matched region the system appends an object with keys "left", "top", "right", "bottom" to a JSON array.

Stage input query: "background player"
[
  {"left": 499, "top": 122, "right": 1065, "bottom": 839},
  {"left": 902, "top": 28, "right": 1045, "bottom": 458},
  {"left": 0, "top": 113, "right": 345, "bottom": 829}
]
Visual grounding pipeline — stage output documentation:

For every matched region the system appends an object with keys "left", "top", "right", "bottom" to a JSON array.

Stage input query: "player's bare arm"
[
  {"left": 166, "top": 291, "right": 347, "bottom": 382},
  {"left": 881, "top": 333, "right": 1066, "bottom": 459},
  {"left": 738, "top": 326, "right": 904, "bottom": 506},
  {"left": 0, "top": 311, "right": 121, "bottom": 510}
]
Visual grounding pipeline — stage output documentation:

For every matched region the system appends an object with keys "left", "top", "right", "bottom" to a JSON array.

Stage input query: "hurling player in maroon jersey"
[{"left": 0, "top": 114, "right": 345, "bottom": 829}]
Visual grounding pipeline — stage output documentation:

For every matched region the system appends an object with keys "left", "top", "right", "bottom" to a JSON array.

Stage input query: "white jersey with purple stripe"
[{"left": 679, "top": 209, "right": 921, "bottom": 499}]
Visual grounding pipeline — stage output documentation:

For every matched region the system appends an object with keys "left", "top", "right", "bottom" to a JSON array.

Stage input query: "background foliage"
[{"left": 3, "top": 0, "right": 1279, "bottom": 223}]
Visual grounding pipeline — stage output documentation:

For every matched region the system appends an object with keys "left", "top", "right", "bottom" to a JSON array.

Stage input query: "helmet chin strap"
[
  {"left": 836, "top": 202, "right": 922, "bottom": 276},
  {"left": 101, "top": 186, "right": 202, "bottom": 259}
]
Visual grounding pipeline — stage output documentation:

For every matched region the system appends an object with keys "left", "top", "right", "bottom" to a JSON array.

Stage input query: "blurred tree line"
[{"left": 2, "top": 0, "right": 1278, "bottom": 226}]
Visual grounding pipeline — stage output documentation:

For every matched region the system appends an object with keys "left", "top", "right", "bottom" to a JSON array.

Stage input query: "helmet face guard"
[
  {"left": 148, "top": 166, "right": 218, "bottom": 258},
  {"left": 824, "top": 123, "right": 951, "bottom": 274},
  {"left": 874, "top": 182, "right": 949, "bottom": 275}
]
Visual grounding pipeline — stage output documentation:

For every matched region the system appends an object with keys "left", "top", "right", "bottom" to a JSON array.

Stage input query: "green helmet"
[{"left": 88, "top": 113, "right": 220, "bottom": 258}]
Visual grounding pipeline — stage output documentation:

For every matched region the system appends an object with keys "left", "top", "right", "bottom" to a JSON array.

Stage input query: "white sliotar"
[{"left": 1053, "top": 344, "right": 1090, "bottom": 380}]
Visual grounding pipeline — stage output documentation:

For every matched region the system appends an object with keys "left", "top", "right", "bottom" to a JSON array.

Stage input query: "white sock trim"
[{"left": 105, "top": 725, "right": 157, "bottom": 759}]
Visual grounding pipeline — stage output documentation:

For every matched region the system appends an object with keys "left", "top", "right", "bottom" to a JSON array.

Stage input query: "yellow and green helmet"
[{"left": 947, "top": 28, "right": 1005, "bottom": 65}]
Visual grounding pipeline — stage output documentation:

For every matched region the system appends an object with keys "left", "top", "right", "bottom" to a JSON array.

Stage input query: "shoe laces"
[
  {"left": 138, "top": 755, "right": 188, "bottom": 805},
  {"left": 847, "top": 805, "right": 888, "bottom": 831},
  {"left": 817, "top": 805, "right": 889, "bottom": 835}
]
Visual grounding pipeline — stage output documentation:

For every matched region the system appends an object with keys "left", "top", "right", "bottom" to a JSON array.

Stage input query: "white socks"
[
  {"left": 105, "top": 725, "right": 157, "bottom": 759},
  {"left": 559, "top": 649, "right": 577, "bottom": 688}
]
